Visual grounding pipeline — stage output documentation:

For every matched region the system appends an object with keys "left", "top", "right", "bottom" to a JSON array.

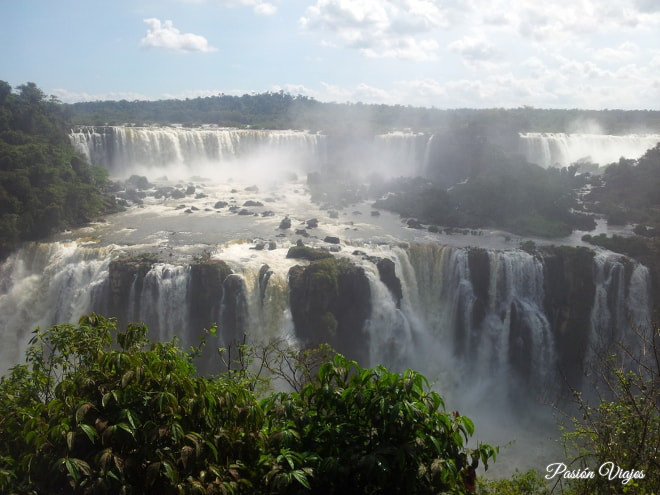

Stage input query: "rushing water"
[
  {"left": 0, "top": 126, "right": 653, "bottom": 475},
  {"left": 519, "top": 132, "right": 660, "bottom": 168}
]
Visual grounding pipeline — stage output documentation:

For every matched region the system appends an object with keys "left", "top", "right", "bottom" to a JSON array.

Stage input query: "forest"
[{"left": 0, "top": 81, "right": 118, "bottom": 258}]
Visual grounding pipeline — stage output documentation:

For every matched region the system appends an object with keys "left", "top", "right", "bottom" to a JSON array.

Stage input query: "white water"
[
  {"left": 70, "top": 126, "right": 327, "bottom": 181},
  {"left": 372, "top": 131, "right": 433, "bottom": 178},
  {"left": 519, "top": 132, "right": 660, "bottom": 168},
  {"left": 0, "top": 125, "right": 654, "bottom": 476}
]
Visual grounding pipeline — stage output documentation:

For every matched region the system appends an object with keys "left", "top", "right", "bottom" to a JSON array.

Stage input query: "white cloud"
[
  {"left": 301, "top": 0, "right": 448, "bottom": 60},
  {"left": 182, "top": 0, "right": 277, "bottom": 15},
  {"left": 594, "top": 41, "right": 640, "bottom": 62},
  {"left": 140, "top": 18, "right": 216, "bottom": 53},
  {"left": 447, "top": 36, "right": 496, "bottom": 60}
]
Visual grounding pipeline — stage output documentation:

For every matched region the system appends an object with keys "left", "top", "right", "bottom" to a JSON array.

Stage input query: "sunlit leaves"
[{"left": 0, "top": 314, "right": 495, "bottom": 494}]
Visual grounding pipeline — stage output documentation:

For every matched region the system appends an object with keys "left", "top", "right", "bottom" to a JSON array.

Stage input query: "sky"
[{"left": 1, "top": 0, "right": 660, "bottom": 109}]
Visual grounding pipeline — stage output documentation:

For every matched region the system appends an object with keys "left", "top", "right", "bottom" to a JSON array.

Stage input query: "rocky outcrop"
[
  {"left": 107, "top": 255, "right": 157, "bottom": 325},
  {"left": 188, "top": 258, "right": 233, "bottom": 339},
  {"left": 467, "top": 248, "right": 490, "bottom": 328},
  {"left": 539, "top": 246, "right": 596, "bottom": 388},
  {"left": 376, "top": 258, "right": 402, "bottom": 308},
  {"left": 289, "top": 257, "right": 371, "bottom": 362}
]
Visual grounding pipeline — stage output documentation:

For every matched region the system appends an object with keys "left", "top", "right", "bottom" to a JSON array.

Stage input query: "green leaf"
[
  {"left": 460, "top": 416, "right": 475, "bottom": 436},
  {"left": 79, "top": 423, "right": 98, "bottom": 444},
  {"left": 291, "top": 469, "right": 311, "bottom": 489}
]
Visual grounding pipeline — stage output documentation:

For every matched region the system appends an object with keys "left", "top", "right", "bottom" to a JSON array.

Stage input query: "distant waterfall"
[
  {"left": 373, "top": 132, "right": 434, "bottom": 177},
  {"left": 519, "top": 132, "right": 660, "bottom": 168},
  {"left": 70, "top": 126, "right": 327, "bottom": 178}
]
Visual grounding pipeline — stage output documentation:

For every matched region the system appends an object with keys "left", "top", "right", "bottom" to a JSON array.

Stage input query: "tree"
[
  {"left": 0, "top": 315, "right": 495, "bottom": 494},
  {"left": 558, "top": 322, "right": 660, "bottom": 495}
]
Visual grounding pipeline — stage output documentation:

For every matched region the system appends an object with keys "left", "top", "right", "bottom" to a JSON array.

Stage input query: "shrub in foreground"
[{"left": 0, "top": 315, "right": 495, "bottom": 494}]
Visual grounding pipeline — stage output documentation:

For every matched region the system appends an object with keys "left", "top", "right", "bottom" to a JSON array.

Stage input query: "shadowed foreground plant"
[{"left": 0, "top": 314, "right": 495, "bottom": 494}]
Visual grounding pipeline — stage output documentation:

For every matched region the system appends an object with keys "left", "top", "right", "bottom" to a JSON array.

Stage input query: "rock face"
[
  {"left": 539, "top": 246, "right": 596, "bottom": 388},
  {"left": 107, "top": 255, "right": 155, "bottom": 324},
  {"left": 188, "top": 258, "right": 233, "bottom": 339},
  {"left": 467, "top": 248, "right": 490, "bottom": 327},
  {"left": 376, "top": 258, "right": 402, "bottom": 308},
  {"left": 289, "top": 257, "right": 371, "bottom": 363}
]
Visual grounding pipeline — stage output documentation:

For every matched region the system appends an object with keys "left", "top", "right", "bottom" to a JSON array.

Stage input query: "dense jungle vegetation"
[
  {"left": 67, "top": 91, "right": 660, "bottom": 135},
  {"left": 0, "top": 81, "right": 118, "bottom": 258},
  {"left": 0, "top": 315, "right": 496, "bottom": 494}
]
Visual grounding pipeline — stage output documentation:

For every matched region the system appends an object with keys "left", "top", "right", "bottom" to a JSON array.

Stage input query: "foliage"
[
  {"left": 559, "top": 323, "right": 660, "bottom": 495},
  {"left": 65, "top": 92, "right": 660, "bottom": 135},
  {"left": 0, "top": 81, "right": 118, "bottom": 258},
  {"left": 586, "top": 144, "right": 660, "bottom": 231},
  {"left": 476, "top": 469, "right": 551, "bottom": 495},
  {"left": 0, "top": 315, "right": 494, "bottom": 494},
  {"left": 261, "top": 354, "right": 497, "bottom": 494},
  {"left": 374, "top": 160, "right": 592, "bottom": 238}
]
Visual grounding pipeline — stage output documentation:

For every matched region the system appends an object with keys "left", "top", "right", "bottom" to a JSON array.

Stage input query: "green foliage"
[
  {"left": 261, "top": 354, "right": 496, "bottom": 494},
  {"left": 374, "top": 160, "right": 592, "bottom": 238},
  {"left": 0, "top": 315, "right": 494, "bottom": 494},
  {"left": 285, "top": 245, "right": 333, "bottom": 261},
  {"left": 476, "top": 469, "right": 551, "bottom": 495},
  {"left": 0, "top": 81, "right": 118, "bottom": 258},
  {"left": 560, "top": 324, "right": 660, "bottom": 495},
  {"left": 586, "top": 145, "right": 660, "bottom": 231}
]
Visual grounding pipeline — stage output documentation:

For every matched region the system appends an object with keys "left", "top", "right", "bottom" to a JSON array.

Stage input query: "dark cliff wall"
[{"left": 289, "top": 257, "right": 371, "bottom": 362}]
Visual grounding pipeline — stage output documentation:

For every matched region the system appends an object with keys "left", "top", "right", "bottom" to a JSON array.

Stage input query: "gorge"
[{"left": 0, "top": 125, "right": 656, "bottom": 473}]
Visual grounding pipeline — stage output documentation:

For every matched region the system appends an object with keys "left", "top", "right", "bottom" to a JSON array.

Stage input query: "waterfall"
[
  {"left": 373, "top": 132, "right": 433, "bottom": 177},
  {"left": 0, "top": 242, "right": 116, "bottom": 374},
  {"left": 70, "top": 126, "right": 327, "bottom": 179},
  {"left": 0, "top": 241, "right": 652, "bottom": 392},
  {"left": 519, "top": 132, "right": 660, "bottom": 168}
]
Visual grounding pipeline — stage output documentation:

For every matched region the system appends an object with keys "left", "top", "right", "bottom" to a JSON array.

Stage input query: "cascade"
[
  {"left": 373, "top": 132, "right": 433, "bottom": 177},
  {"left": 519, "top": 132, "right": 660, "bottom": 168},
  {"left": 70, "top": 126, "right": 327, "bottom": 179}
]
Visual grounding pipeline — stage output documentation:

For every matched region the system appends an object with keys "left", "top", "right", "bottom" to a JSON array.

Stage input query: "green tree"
[
  {"left": 559, "top": 323, "right": 660, "bottom": 495},
  {"left": 0, "top": 316, "right": 495, "bottom": 494}
]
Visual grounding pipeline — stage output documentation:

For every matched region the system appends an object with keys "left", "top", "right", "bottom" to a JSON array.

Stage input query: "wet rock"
[
  {"left": 245, "top": 185, "right": 259, "bottom": 192},
  {"left": 268, "top": 241, "right": 277, "bottom": 250},
  {"left": 195, "top": 193, "right": 208, "bottom": 199},
  {"left": 288, "top": 257, "right": 370, "bottom": 362},
  {"left": 186, "top": 185, "right": 196, "bottom": 195},
  {"left": 243, "top": 200, "right": 264, "bottom": 207},
  {"left": 214, "top": 201, "right": 228, "bottom": 209},
  {"left": 376, "top": 258, "right": 402, "bottom": 308},
  {"left": 324, "top": 236, "right": 340, "bottom": 244},
  {"left": 306, "top": 218, "right": 319, "bottom": 229},
  {"left": 286, "top": 245, "right": 333, "bottom": 261},
  {"left": 295, "top": 229, "right": 309, "bottom": 237},
  {"left": 328, "top": 210, "right": 339, "bottom": 219},
  {"left": 261, "top": 210, "right": 275, "bottom": 217},
  {"left": 371, "top": 210, "right": 380, "bottom": 217},
  {"left": 406, "top": 218, "right": 424, "bottom": 229},
  {"left": 238, "top": 209, "right": 252, "bottom": 215},
  {"left": 171, "top": 189, "right": 186, "bottom": 199},
  {"left": 279, "top": 216, "right": 292, "bottom": 229},
  {"left": 175, "top": 204, "right": 187, "bottom": 210}
]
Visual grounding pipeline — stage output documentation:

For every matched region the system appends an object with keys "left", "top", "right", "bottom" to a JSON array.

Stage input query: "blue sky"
[{"left": 2, "top": 0, "right": 659, "bottom": 109}]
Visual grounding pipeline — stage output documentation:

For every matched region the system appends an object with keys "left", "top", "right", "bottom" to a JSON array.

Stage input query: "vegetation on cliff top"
[{"left": 0, "top": 81, "right": 118, "bottom": 258}]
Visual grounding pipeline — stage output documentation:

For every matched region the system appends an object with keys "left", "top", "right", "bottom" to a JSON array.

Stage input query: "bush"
[{"left": 0, "top": 315, "right": 495, "bottom": 494}]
